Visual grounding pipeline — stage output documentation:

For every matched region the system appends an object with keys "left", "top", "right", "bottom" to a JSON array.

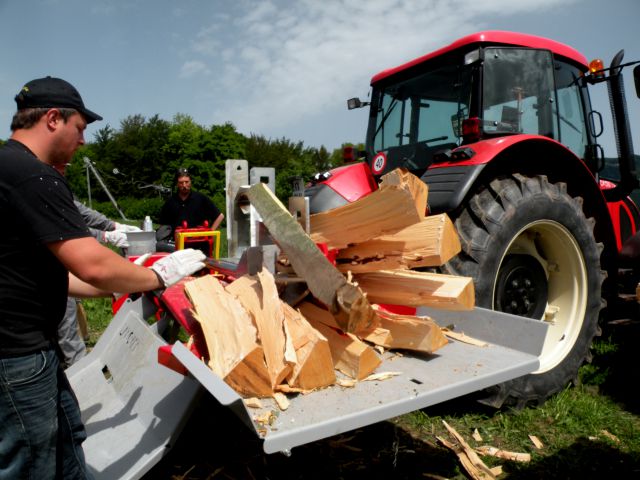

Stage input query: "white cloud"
[
  {"left": 180, "top": 60, "right": 210, "bottom": 78},
  {"left": 184, "top": 0, "right": 577, "bottom": 145}
]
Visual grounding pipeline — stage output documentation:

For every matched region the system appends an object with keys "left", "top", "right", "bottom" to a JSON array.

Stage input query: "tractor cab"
[{"left": 348, "top": 32, "right": 595, "bottom": 179}]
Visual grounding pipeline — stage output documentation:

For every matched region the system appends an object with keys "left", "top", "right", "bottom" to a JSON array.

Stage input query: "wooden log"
[
  {"left": 371, "top": 307, "right": 449, "bottom": 353},
  {"left": 335, "top": 214, "right": 461, "bottom": 273},
  {"left": 300, "top": 302, "right": 381, "bottom": 380},
  {"left": 247, "top": 182, "right": 378, "bottom": 333},
  {"left": 226, "top": 270, "right": 293, "bottom": 389},
  {"left": 309, "top": 168, "right": 427, "bottom": 250},
  {"left": 282, "top": 303, "right": 336, "bottom": 390},
  {"left": 185, "top": 275, "right": 272, "bottom": 397},
  {"left": 354, "top": 269, "right": 475, "bottom": 310}
]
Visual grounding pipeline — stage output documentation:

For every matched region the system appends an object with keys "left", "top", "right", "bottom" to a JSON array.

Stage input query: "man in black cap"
[{"left": 0, "top": 77, "right": 206, "bottom": 479}]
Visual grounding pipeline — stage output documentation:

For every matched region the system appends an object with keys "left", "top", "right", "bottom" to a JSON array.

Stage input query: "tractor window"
[
  {"left": 554, "top": 61, "right": 589, "bottom": 159},
  {"left": 372, "top": 61, "right": 470, "bottom": 152},
  {"left": 482, "top": 48, "right": 556, "bottom": 138}
]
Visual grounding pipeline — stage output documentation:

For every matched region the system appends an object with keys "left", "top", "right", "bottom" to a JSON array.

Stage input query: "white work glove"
[
  {"left": 150, "top": 249, "right": 206, "bottom": 287},
  {"left": 114, "top": 222, "right": 143, "bottom": 233},
  {"left": 100, "top": 230, "right": 130, "bottom": 248}
]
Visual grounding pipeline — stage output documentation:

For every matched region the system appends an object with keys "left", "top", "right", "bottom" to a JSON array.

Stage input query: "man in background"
[{"left": 158, "top": 168, "right": 224, "bottom": 255}]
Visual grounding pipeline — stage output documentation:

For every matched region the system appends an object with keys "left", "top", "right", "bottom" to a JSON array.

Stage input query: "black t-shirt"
[
  {"left": 159, "top": 190, "right": 221, "bottom": 233},
  {"left": 0, "top": 140, "right": 91, "bottom": 357}
]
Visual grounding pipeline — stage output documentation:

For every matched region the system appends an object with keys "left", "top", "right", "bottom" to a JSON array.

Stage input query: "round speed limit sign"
[{"left": 372, "top": 152, "right": 387, "bottom": 174}]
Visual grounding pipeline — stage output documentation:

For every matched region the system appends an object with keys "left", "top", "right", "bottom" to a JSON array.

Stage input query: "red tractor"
[{"left": 307, "top": 31, "right": 640, "bottom": 407}]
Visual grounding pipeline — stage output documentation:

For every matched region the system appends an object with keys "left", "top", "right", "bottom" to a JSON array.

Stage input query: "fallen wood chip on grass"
[
  {"left": 472, "top": 428, "right": 483, "bottom": 442},
  {"left": 476, "top": 445, "right": 531, "bottom": 462},
  {"left": 529, "top": 434, "right": 544, "bottom": 449},
  {"left": 438, "top": 420, "right": 495, "bottom": 480},
  {"left": 601, "top": 430, "right": 620, "bottom": 443}
]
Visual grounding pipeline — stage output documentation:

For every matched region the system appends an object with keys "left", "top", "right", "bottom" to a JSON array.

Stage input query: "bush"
[{"left": 81, "top": 196, "right": 165, "bottom": 224}]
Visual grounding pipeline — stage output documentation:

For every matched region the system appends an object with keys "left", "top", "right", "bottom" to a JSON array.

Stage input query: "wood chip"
[
  {"left": 476, "top": 445, "right": 531, "bottom": 462},
  {"left": 489, "top": 466, "right": 503, "bottom": 476},
  {"left": 529, "top": 434, "right": 544, "bottom": 449},
  {"left": 244, "top": 397, "right": 263, "bottom": 409},
  {"left": 254, "top": 410, "right": 274, "bottom": 425},
  {"left": 601, "top": 430, "right": 620, "bottom": 443},
  {"left": 441, "top": 328, "right": 488, "bottom": 347},
  {"left": 273, "top": 392, "right": 290, "bottom": 411},
  {"left": 363, "top": 371, "right": 402, "bottom": 382},
  {"left": 440, "top": 421, "right": 495, "bottom": 480},
  {"left": 472, "top": 428, "right": 483, "bottom": 442},
  {"left": 336, "top": 378, "right": 357, "bottom": 388}
]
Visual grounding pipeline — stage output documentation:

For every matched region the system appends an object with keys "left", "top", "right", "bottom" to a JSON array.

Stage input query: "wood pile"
[{"left": 184, "top": 168, "right": 475, "bottom": 399}]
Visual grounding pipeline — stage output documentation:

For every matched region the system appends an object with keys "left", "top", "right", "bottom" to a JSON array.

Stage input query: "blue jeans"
[{"left": 0, "top": 347, "right": 91, "bottom": 479}]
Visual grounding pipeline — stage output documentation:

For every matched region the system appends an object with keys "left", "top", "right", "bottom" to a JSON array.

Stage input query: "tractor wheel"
[{"left": 444, "top": 174, "right": 604, "bottom": 408}]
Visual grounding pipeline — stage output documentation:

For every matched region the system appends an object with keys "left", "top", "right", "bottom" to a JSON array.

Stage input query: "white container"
[
  {"left": 143, "top": 216, "right": 153, "bottom": 232},
  {"left": 125, "top": 231, "right": 156, "bottom": 256}
]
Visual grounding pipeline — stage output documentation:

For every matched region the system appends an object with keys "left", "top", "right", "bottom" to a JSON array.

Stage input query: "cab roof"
[{"left": 371, "top": 31, "right": 588, "bottom": 84}]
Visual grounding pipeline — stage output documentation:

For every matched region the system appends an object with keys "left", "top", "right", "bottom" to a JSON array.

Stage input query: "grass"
[{"left": 78, "top": 259, "right": 640, "bottom": 478}]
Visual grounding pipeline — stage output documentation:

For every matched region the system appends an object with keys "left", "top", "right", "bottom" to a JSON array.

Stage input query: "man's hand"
[
  {"left": 114, "top": 222, "right": 143, "bottom": 233},
  {"left": 150, "top": 249, "right": 206, "bottom": 287},
  {"left": 100, "top": 230, "right": 130, "bottom": 248}
]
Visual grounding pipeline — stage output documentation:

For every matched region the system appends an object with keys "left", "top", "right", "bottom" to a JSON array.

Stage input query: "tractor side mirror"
[{"left": 347, "top": 97, "right": 370, "bottom": 110}]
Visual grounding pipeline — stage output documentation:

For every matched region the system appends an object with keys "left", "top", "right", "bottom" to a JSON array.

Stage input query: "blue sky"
[{"left": 1, "top": 0, "right": 639, "bottom": 157}]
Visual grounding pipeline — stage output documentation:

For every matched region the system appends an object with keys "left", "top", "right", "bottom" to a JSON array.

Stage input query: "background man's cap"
[{"left": 14, "top": 76, "right": 102, "bottom": 123}]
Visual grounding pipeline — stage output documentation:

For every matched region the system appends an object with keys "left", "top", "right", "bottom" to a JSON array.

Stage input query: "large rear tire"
[{"left": 445, "top": 174, "right": 604, "bottom": 407}]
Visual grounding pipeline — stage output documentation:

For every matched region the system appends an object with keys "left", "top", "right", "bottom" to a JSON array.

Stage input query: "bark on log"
[{"left": 246, "top": 182, "right": 377, "bottom": 333}]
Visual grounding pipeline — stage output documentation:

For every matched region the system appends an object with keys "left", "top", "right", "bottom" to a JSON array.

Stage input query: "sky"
[{"left": 1, "top": 0, "right": 639, "bottom": 157}]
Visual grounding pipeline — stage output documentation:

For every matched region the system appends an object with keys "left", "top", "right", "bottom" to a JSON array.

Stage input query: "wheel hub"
[{"left": 495, "top": 254, "right": 548, "bottom": 318}]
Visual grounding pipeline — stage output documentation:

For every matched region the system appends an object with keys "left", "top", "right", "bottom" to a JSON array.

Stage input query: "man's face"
[
  {"left": 49, "top": 110, "right": 87, "bottom": 168},
  {"left": 177, "top": 175, "right": 192, "bottom": 195}
]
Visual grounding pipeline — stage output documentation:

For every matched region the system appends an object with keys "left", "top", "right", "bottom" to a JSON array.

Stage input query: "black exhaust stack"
[{"left": 603, "top": 50, "right": 639, "bottom": 201}]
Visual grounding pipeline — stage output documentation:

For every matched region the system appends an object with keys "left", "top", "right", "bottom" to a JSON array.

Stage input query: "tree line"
[{"left": 2, "top": 113, "right": 359, "bottom": 224}]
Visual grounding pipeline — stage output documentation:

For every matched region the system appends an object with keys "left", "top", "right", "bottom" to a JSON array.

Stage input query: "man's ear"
[{"left": 45, "top": 108, "right": 61, "bottom": 131}]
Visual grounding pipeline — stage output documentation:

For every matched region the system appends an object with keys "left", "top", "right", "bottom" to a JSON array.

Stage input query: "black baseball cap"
[{"left": 14, "top": 76, "right": 102, "bottom": 123}]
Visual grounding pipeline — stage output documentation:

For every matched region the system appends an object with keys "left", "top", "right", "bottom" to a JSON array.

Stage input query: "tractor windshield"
[
  {"left": 368, "top": 57, "right": 472, "bottom": 174},
  {"left": 482, "top": 48, "right": 558, "bottom": 137}
]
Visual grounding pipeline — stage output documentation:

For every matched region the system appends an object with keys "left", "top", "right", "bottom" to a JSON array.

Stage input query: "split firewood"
[
  {"left": 369, "top": 307, "right": 449, "bottom": 353},
  {"left": 226, "top": 270, "right": 294, "bottom": 389},
  {"left": 299, "top": 301, "right": 448, "bottom": 354},
  {"left": 335, "top": 214, "right": 461, "bottom": 273},
  {"left": 247, "top": 182, "right": 378, "bottom": 333},
  {"left": 185, "top": 275, "right": 272, "bottom": 397},
  {"left": 309, "top": 168, "right": 427, "bottom": 250},
  {"left": 354, "top": 269, "right": 474, "bottom": 311},
  {"left": 281, "top": 302, "right": 336, "bottom": 390},
  {"left": 303, "top": 312, "right": 382, "bottom": 380},
  {"left": 476, "top": 446, "right": 531, "bottom": 462}
]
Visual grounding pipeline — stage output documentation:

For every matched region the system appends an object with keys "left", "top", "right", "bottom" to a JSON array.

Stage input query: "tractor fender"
[{"left": 422, "top": 136, "right": 617, "bottom": 267}]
